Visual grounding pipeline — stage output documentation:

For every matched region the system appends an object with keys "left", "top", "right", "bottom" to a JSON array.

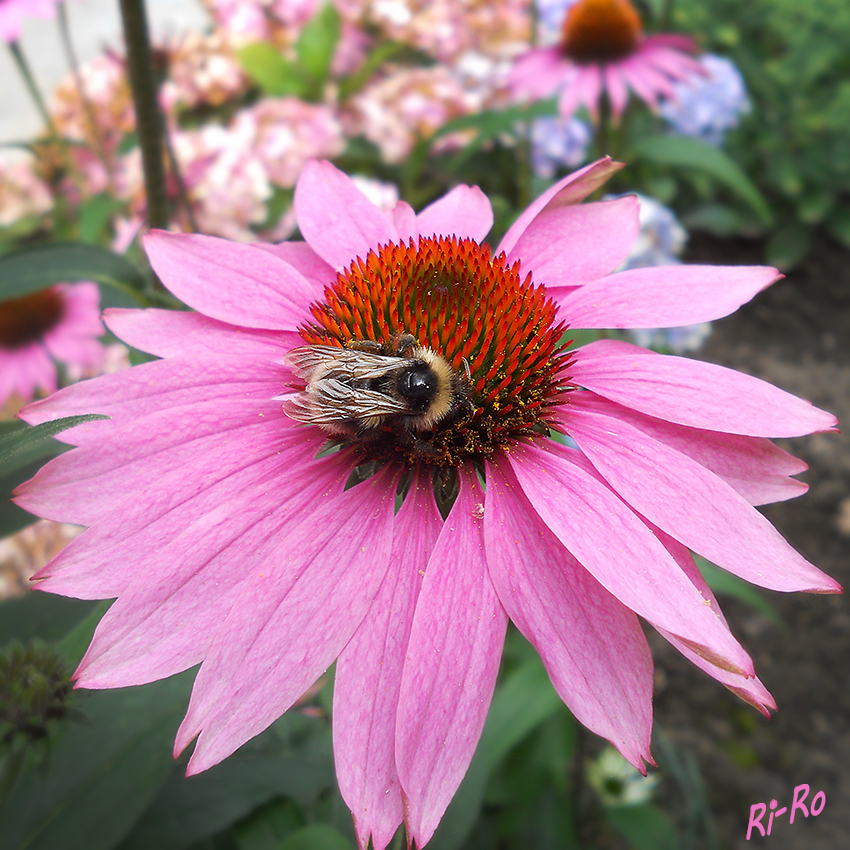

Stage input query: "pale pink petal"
[
  {"left": 294, "top": 159, "right": 398, "bottom": 270},
  {"left": 618, "top": 56, "right": 676, "bottom": 106},
  {"left": 415, "top": 185, "right": 493, "bottom": 243},
  {"left": 562, "top": 393, "right": 808, "bottom": 506},
  {"left": 506, "top": 46, "right": 568, "bottom": 100},
  {"left": 395, "top": 469, "right": 508, "bottom": 848},
  {"left": 508, "top": 441, "right": 753, "bottom": 673},
  {"left": 2, "top": 343, "right": 57, "bottom": 399},
  {"left": 563, "top": 64, "right": 603, "bottom": 121},
  {"left": 392, "top": 201, "right": 419, "bottom": 243},
  {"left": 603, "top": 63, "right": 629, "bottom": 119},
  {"left": 176, "top": 467, "right": 398, "bottom": 773},
  {"left": 497, "top": 157, "right": 625, "bottom": 258},
  {"left": 17, "top": 355, "right": 288, "bottom": 444},
  {"left": 561, "top": 401, "right": 840, "bottom": 593},
  {"left": 485, "top": 456, "right": 653, "bottom": 769},
  {"left": 74, "top": 444, "right": 353, "bottom": 687},
  {"left": 555, "top": 265, "right": 779, "bottom": 328},
  {"left": 253, "top": 239, "right": 336, "bottom": 291},
  {"left": 104, "top": 308, "right": 299, "bottom": 359},
  {"left": 334, "top": 469, "right": 442, "bottom": 850},
  {"left": 638, "top": 42, "right": 704, "bottom": 80},
  {"left": 506, "top": 197, "right": 639, "bottom": 286},
  {"left": 569, "top": 339, "right": 838, "bottom": 437},
  {"left": 143, "top": 231, "right": 315, "bottom": 330}
]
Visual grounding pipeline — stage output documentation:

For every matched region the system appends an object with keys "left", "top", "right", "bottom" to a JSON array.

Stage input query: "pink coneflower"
[
  {"left": 0, "top": 0, "right": 65, "bottom": 43},
  {"left": 508, "top": 0, "right": 704, "bottom": 122},
  {"left": 16, "top": 159, "right": 839, "bottom": 850},
  {"left": 0, "top": 284, "right": 105, "bottom": 407}
]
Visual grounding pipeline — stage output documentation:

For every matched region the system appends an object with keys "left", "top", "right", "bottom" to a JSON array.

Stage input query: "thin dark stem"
[
  {"left": 119, "top": 0, "right": 170, "bottom": 230},
  {"left": 57, "top": 2, "right": 113, "bottom": 191},
  {"left": 595, "top": 89, "right": 611, "bottom": 160},
  {"left": 660, "top": 0, "right": 677, "bottom": 29},
  {"left": 8, "top": 41, "right": 59, "bottom": 137}
]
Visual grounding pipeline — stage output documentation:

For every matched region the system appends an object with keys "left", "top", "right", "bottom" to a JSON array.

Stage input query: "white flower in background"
[
  {"left": 530, "top": 115, "right": 591, "bottom": 178},
  {"left": 660, "top": 53, "right": 750, "bottom": 147},
  {"left": 610, "top": 193, "right": 712, "bottom": 354}
]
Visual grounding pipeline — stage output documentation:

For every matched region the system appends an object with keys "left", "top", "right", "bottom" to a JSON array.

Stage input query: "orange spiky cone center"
[
  {"left": 562, "top": 0, "right": 642, "bottom": 63},
  {"left": 0, "top": 288, "right": 65, "bottom": 350},
  {"left": 299, "top": 236, "right": 572, "bottom": 466}
]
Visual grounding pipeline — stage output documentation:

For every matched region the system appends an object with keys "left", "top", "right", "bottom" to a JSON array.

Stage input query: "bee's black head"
[{"left": 398, "top": 364, "right": 438, "bottom": 410}]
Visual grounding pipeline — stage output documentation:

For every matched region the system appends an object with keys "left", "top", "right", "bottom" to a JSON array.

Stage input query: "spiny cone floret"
[
  {"left": 300, "top": 235, "right": 571, "bottom": 465},
  {"left": 562, "top": 0, "right": 643, "bottom": 63}
]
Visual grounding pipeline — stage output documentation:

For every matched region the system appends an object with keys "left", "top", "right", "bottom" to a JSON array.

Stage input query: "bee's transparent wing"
[
  {"left": 284, "top": 345, "right": 406, "bottom": 382},
  {"left": 283, "top": 378, "right": 409, "bottom": 426}
]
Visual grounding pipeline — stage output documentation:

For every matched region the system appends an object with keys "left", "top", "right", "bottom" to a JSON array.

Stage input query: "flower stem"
[
  {"left": 118, "top": 0, "right": 170, "bottom": 230},
  {"left": 8, "top": 41, "right": 59, "bottom": 138}
]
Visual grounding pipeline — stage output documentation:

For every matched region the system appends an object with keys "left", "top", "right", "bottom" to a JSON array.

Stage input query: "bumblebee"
[{"left": 283, "top": 334, "right": 473, "bottom": 441}]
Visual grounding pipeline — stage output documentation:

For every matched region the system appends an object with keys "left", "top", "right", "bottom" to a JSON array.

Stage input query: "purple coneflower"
[
  {"left": 509, "top": 0, "right": 704, "bottom": 122},
  {"left": 16, "top": 159, "right": 839, "bottom": 850},
  {"left": 1, "top": 283, "right": 105, "bottom": 406}
]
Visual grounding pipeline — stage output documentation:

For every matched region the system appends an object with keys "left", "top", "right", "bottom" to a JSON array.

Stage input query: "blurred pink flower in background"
[
  {"left": 508, "top": 0, "right": 703, "bottom": 121},
  {"left": 0, "top": 155, "right": 53, "bottom": 225},
  {"left": 0, "top": 0, "right": 67, "bottom": 43},
  {"left": 16, "top": 159, "right": 839, "bottom": 849},
  {"left": 0, "top": 283, "right": 105, "bottom": 406}
]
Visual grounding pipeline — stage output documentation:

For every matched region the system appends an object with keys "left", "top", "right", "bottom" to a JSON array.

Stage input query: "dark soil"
[{"left": 650, "top": 234, "right": 850, "bottom": 849}]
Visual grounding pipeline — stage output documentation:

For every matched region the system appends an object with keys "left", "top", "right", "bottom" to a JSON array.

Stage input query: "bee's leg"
[
  {"left": 347, "top": 339, "right": 384, "bottom": 353},
  {"left": 392, "top": 333, "right": 418, "bottom": 357},
  {"left": 461, "top": 357, "right": 472, "bottom": 382}
]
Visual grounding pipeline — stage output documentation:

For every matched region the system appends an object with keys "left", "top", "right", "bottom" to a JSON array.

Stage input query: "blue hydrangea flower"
[
  {"left": 531, "top": 115, "right": 591, "bottom": 178},
  {"left": 659, "top": 54, "right": 750, "bottom": 147}
]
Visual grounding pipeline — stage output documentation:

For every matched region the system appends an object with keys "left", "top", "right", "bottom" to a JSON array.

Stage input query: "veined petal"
[
  {"left": 415, "top": 185, "right": 493, "bottom": 243},
  {"left": 105, "top": 308, "right": 299, "bottom": 359},
  {"left": 18, "top": 356, "right": 288, "bottom": 444},
  {"left": 506, "top": 197, "right": 640, "bottom": 287},
  {"left": 555, "top": 265, "right": 779, "bottom": 329},
  {"left": 508, "top": 441, "right": 753, "bottom": 674},
  {"left": 253, "top": 239, "right": 336, "bottom": 291},
  {"left": 176, "top": 467, "right": 398, "bottom": 774},
  {"left": 396, "top": 469, "right": 508, "bottom": 849},
  {"left": 485, "top": 456, "right": 653, "bottom": 769},
  {"left": 497, "top": 157, "right": 624, "bottom": 258},
  {"left": 294, "top": 159, "right": 398, "bottom": 270},
  {"left": 334, "top": 469, "right": 442, "bottom": 850},
  {"left": 562, "top": 393, "right": 808, "bottom": 506},
  {"left": 570, "top": 339, "right": 838, "bottom": 437},
  {"left": 143, "top": 231, "right": 315, "bottom": 330},
  {"left": 74, "top": 443, "right": 351, "bottom": 687},
  {"left": 561, "top": 401, "right": 840, "bottom": 593}
]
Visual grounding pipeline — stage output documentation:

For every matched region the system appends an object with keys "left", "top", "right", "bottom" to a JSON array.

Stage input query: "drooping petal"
[
  {"left": 294, "top": 159, "right": 398, "bottom": 270},
  {"left": 395, "top": 469, "right": 508, "bottom": 849},
  {"left": 176, "top": 466, "right": 398, "bottom": 774},
  {"left": 17, "top": 355, "right": 288, "bottom": 444},
  {"left": 333, "top": 469, "right": 442, "bottom": 850},
  {"left": 105, "top": 308, "right": 299, "bottom": 359},
  {"left": 603, "top": 63, "right": 629, "bottom": 119},
  {"left": 143, "top": 231, "right": 315, "bottom": 330},
  {"left": 73, "top": 440, "right": 351, "bottom": 686},
  {"left": 485, "top": 456, "right": 653, "bottom": 769},
  {"left": 506, "top": 46, "right": 568, "bottom": 101},
  {"left": 569, "top": 339, "right": 838, "bottom": 437},
  {"left": 415, "top": 185, "right": 493, "bottom": 243},
  {"left": 561, "top": 400, "right": 840, "bottom": 593},
  {"left": 561, "top": 393, "right": 808, "bottom": 506},
  {"left": 555, "top": 265, "right": 779, "bottom": 328},
  {"left": 508, "top": 441, "right": 754, "bottom": 674},
  {"left": 506, "top": 197, "right": 640, "bottom": 287},
  {"left": 497, "top": 157, "right": 624, "bottom": 258}
]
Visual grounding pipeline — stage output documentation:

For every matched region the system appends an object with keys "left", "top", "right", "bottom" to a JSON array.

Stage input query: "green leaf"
[
  {"left": 433, "top": 99, "right": 557, "bottom": 147},
  {"left": 237, "top": 43, "right": 308, "bottom": 98},
  {"left": 0, "top": 674, "right": 193, "bottom": 850},
  {"left": 0, "top": 242, "right": 148, "bottom": 302},
  {"left": 681, "top": 202, "right": 745, "bottom": 236},
  {"left": 296, "top": 4, "right": 341, "bottom": 84},
  {"left": 277, "top": 825, "right": 354, "bottom": 850},
  {"left": 77, "top": 195, "right": 126, "bottom": 245},
  {"left": 0, "top": 416, "right": 109, "bottom": 468},
  {"left": 827, "top": 203, "right": 850, "bottom": 249},
  {"left": 764, "top": 220, "right": 812, "bottom": 270},
  {"left": 0, "top": 593, "right": 97, "bottom": 646},
  {"left": 604, "top": 803, "right": 678, "bottom": 850},
  {"left": 694, "top": 556, "right": 784, "bottom": 627},
  {"left": 631, "top": 135, "right": 774, "bottom": 225}
]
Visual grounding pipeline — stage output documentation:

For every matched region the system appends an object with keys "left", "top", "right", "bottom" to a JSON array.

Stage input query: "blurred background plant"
[{"left": 0, "top": 0, "right": 842, "bottom": 848}]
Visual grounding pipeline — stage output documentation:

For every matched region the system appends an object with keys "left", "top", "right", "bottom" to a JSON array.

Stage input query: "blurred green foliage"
[{"left": 674, "top": 0, "right": 850, "bottom": 267}]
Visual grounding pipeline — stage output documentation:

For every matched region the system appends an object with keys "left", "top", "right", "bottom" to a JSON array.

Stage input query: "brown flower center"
[
  {"left": 562, "top": 0, "right": 642, "bottom": 63},
  {"left": 0, "top": 289, "right": 65, "bottom": 350},
  {"left": 298, "top": 236, "right": 572, "bottom": 467}
]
